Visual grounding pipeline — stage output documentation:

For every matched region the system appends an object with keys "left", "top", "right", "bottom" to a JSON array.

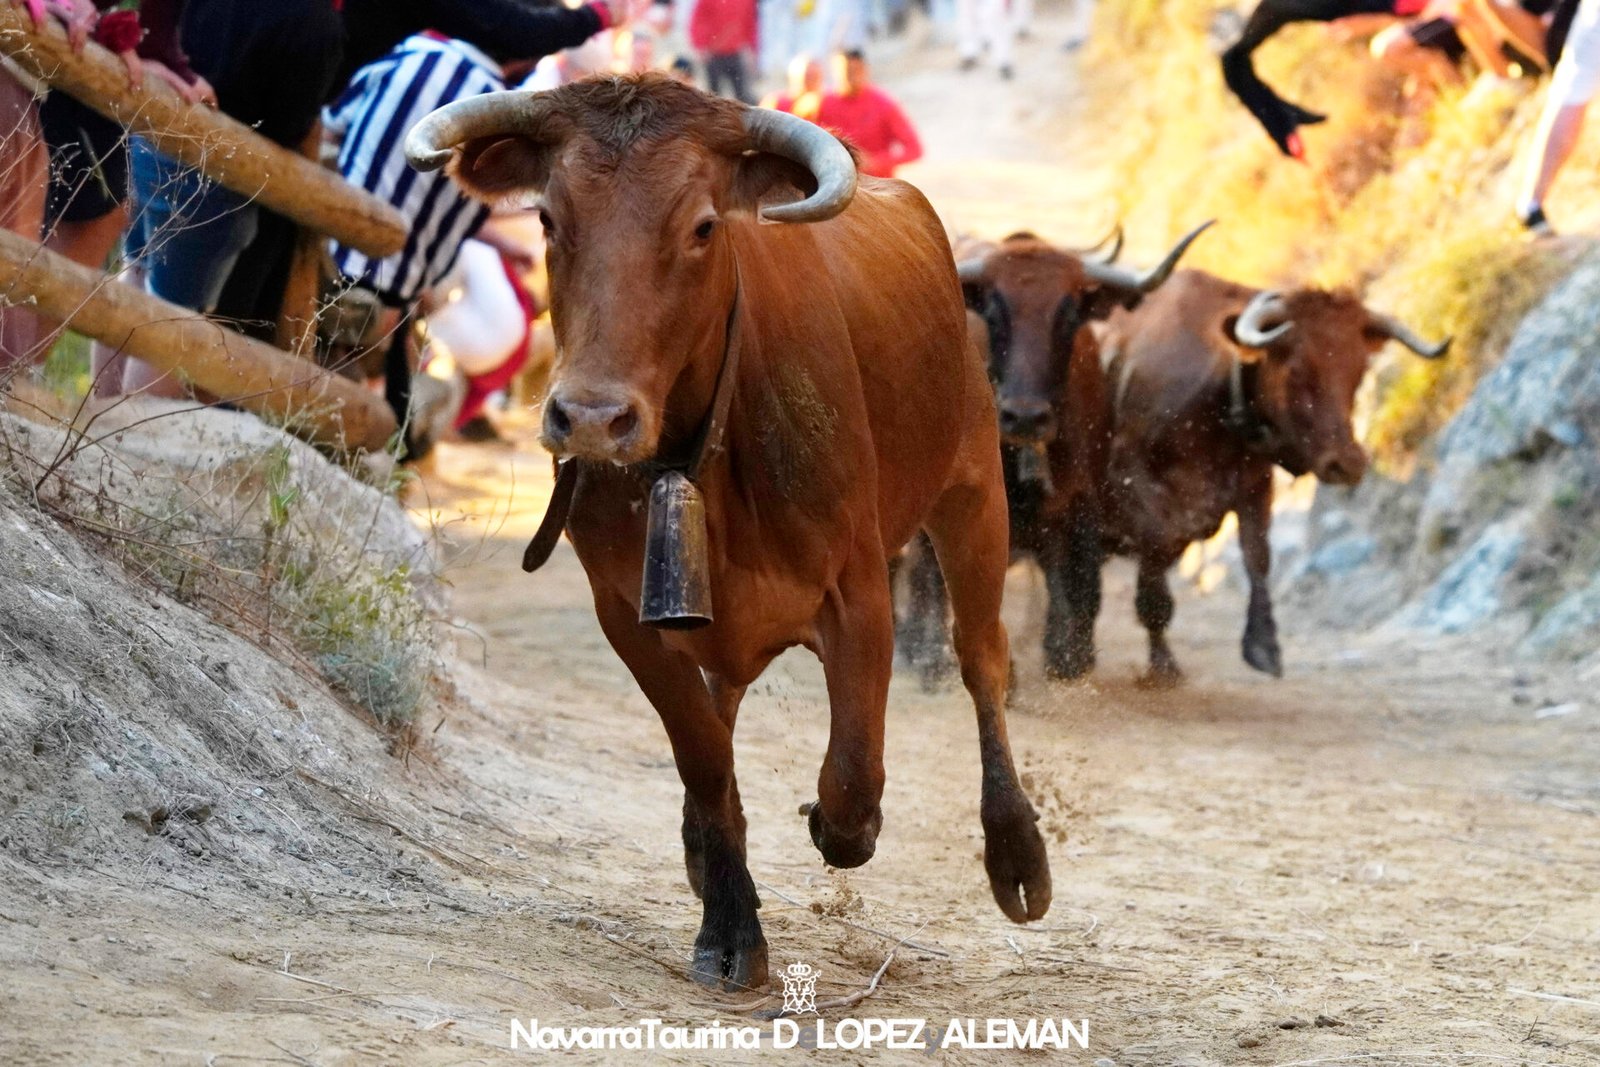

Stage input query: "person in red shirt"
[
  {"left": 689, "top": 0, "right": 757, "bottom": 103},
  {"left": 815, "top": 49, "right": 923, "bottom": 178}
]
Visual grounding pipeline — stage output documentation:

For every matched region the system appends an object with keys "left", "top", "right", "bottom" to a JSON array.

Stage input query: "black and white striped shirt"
[{"left": 327, "top": 35, "right": 501, "bottom": 305}]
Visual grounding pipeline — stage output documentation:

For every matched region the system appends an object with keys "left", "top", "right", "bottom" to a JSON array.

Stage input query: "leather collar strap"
[
  {"left": 1225, "top": 352, "right": 1277, "bottom": 452},
  {"left": 523, "top": 268, "right": 744, "bottom": 574}
]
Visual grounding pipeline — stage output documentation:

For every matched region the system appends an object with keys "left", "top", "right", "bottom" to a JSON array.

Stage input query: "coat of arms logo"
[{"left": 779, "top": 961, "right": 821, "bottom": 1015}]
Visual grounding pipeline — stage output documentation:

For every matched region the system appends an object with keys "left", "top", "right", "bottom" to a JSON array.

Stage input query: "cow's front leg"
[
  {"left": 1040, "top": 505, "right": 1102, "bottom": 680},
  {"left": 683, "top": 676, "right": 747, "bottom": 898},
  {"left": 593, "top": 593, "right": 766, "bottom": 992},
  {"left": 1136, "top": 555, "right": 1182, "bottom": 687},
  {"left": 808, "top": 547, "right": 892, "bottom": 870},
  {"left": 1236, "top": 466, "right": 1282, "bottom": 677}
]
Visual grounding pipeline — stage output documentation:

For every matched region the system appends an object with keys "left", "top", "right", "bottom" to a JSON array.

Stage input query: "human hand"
[{"left": 144, "top": 60, "right": 216, "bottom": 106}]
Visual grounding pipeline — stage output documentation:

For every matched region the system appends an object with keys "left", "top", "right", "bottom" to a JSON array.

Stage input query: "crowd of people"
[{"left": 0, "top": 0, "right": 945, "bottom": 455}]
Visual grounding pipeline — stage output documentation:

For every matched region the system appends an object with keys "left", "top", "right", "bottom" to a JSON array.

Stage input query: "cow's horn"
[
  {"left": 1233, "top": 289, "right": 1293, "bottom": 347},
  {"left": 1083, "top": 219, "right": 1215, "bottom": 294},
  {"left": 1370, "top": 312, "right": 1451, "bottom": 359},
  {"left": 405, "top": 90, "right": 563, "bottom": 172},
  {"left": 1083, "top": 222, "right": 1124, "bottom": 265},
  {"left": 740, "top": 106, "right": 858, "bottom": 223},
  {"left": 956, "top": 258, "right": 988, "bottom": 285}
]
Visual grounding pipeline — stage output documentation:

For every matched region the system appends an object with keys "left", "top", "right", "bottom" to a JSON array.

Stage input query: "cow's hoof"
[
  {"left": 1243, "top": 635, "right": 1283, "bottom": 678},
  {"left": 690, "top": 939, "right": 769, "bottom": 993},
  {"left": 981, "top": 799, "right": 1052, "bottom": 923},
  {"left": 1044, "top": 645, "right": 1095, "bottom": 681},
  {"left": 805, "top": 801, "right": 881, "bottom": 869}
]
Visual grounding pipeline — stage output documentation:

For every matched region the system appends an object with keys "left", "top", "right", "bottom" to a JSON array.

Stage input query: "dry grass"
[{"left": 1086, "top": 0, "right": 1592, "bottom": 469}]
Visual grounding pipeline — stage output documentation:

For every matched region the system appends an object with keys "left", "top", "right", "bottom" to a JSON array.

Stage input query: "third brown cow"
[{"left": 1099, "top": 270, "right": 1448, "bottom": 683}]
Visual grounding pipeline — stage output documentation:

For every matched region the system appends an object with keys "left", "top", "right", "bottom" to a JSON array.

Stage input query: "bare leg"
[
  {"left": 925, "top": 474, "right": 1052, "bottom": 923},
  {"left": 1518, "top": 103, "right": 1587, "bottom": 215},
  {"left": 0, "top": 72, "right": 48, "bottom": 371},
  {"left": 44, "top": 207, "right": 132, "bottom": 396},
  {"left": 592, "top": 590, "right": 765, "bottom": 991},
  {"left": 1236, "top": 466, "right": 1283, "bottom": 677}
]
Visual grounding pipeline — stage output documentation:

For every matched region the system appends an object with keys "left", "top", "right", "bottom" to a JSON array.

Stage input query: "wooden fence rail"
[{"left": 0, "top": 229, "right": 397, "bottom": 453}]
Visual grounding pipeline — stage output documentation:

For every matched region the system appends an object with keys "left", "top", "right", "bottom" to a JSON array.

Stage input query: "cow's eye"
[
  {"left": 693, "top": 218, "right": 717, "bottom": 243},
  {"left": 538, "top": 209, "right": 555, "bottom": 236}
]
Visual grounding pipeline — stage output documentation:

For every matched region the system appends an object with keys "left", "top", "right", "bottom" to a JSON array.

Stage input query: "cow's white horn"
[
  {"left": 741, "top": 107, "right": 858, "bottom": 223},
  {"left": 1233, "top": 289, "right": 1294, "bottom": 348},
  {"left": 1371, "top": 312, "right": 1451, "bottom": 359}
]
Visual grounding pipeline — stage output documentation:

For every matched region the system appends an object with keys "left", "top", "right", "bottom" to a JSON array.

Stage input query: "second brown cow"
[{"left": 897, "top": 223, "right": 1212, "bottom": 684}]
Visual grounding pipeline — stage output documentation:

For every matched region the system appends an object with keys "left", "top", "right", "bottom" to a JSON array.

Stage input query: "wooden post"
[
  {"left": 275, "top": 121, "right": 329, "bottom": 357},
  {"left": 0, "top": 10, "right": 408, "bottom": 259},
  {"left": 0, "top": 229, "right": 397, "bottom": 453}
]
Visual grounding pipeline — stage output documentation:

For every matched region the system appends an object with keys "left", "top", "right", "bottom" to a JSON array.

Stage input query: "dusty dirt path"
[{"left": 5, "top": 12, "right": 1597, "bottom": 1067}]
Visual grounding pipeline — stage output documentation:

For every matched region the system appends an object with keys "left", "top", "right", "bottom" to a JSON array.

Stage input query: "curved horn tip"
[
  {"left": 741, "top": 106, "right": 859, "bottom": 223},
  {"left": 405, "top": 142, "right": 455, "bottom": 172}
]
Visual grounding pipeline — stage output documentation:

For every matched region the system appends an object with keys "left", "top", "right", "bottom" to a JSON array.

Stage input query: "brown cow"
[
  {"left": 896, "top": 223, "right": 1211, "bottom": 684},
  {"left": 406, "top": 75, "right": 1051, "bottom": 992},
  {"left": 1099, "top": 270, "right": 1448, "bottom": 683}
]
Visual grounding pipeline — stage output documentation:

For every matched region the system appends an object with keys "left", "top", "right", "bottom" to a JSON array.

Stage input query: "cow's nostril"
[
  {"left": 546, "top": 399, "right": 572, "bottom": 438},
  {"left": 608, "top": 408, "right": 638, "bottom": 442}
]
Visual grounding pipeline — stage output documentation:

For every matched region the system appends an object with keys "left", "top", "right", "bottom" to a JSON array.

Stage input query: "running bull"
[
  {"left": 407, "top": 75, "right": 1051, "bottom": 991},
  {"left": 1098, "top": 271, "right": 1449, "bottom": 683},
  {"left": 896, "top": 222, "right": 1211, "bottom": 684}
]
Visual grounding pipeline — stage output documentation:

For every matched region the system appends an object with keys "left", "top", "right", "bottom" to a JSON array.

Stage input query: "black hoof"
[
  {"left": 1044, "top": 643, "right": 1095, "bottom": 681},
  {"left": 1243, "top": 635, "right": 1283, "bottom": 678},
  {"left": 806, "top": 801, "right": 881, "bottom": 869},
  {"left": 981, "top": 797, "right": 1052, "bottom": 923},
  {"left": 690, "top": 938, "right": 769, "bottom": 992}
]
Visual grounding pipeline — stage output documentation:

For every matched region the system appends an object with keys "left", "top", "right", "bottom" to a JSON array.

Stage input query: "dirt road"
[{"left": 5, "top": 13, "right": 1598, "bottom": 1067}]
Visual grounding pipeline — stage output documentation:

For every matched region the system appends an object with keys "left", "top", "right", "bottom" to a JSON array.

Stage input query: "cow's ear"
[
  {"left": 728, "top": 152, "right": 818, "bottom": 217},
  {"left": 449, "top": 135, "right": 556, "bottom": 204},
  {"left": 1222, "top": 315, "right": 1267, "bottom": 362}
]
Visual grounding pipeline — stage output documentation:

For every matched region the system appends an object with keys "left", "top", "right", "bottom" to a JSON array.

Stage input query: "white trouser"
[
  {"left": 425, "top": 241, "right": 525, "bottom": 377},
  {"left": 1552, "top": 0, "right": 1600, "bottom": 106},
  {"left": 956, "top": 0, "right": 1016, "bottom": 67}
]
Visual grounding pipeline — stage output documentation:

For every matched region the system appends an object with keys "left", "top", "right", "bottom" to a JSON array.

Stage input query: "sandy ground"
[{"left": 5, "top": 11, "right": 1599, "bottom": 1067}]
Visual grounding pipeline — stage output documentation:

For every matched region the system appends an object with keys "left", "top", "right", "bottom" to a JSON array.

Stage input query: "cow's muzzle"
[
  {"left": 997, "top": 398, "right": 1057, "bottom": 446},
  {"left": 1313, "top": 448, "right": 1368, "bottom": 486},
  {"left": 542, "top": 386, "right": 646, "bottom": 462}
]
